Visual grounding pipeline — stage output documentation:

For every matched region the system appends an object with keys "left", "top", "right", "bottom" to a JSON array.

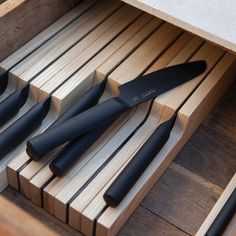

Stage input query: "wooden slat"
[
  {"left": 196, "top": 172, "right": 236, "bottom": 236},
  {"left": 0, "top": 0, "right": 78, "bottom": 61},
  {"left": 0, "top": 195, "right": 57, "bottom": 236},
  {"left": 93, "top": 51, "right": 236, "bottom": 236},
  {"left": 29, "top": 15, "right": 162, "bottom": 206}
]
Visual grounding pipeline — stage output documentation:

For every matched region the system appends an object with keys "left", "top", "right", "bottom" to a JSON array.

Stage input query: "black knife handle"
[
  {"left": 103, "top": 114, "right": 177, "bottom": 207},
  {"left": 0, "top": 71, "right": 9, "bottom": 95},
  {"left": 0, "top": 84, "right": 29, "bottom": 127},
  {"left": 206, "top": 188, "right": 236, "bottom": 236},
  {"left": 49, "top": 121, "right": 112, "bottom": 176},
  {"left": 49, "top": 81, "right": 106, "bottom": 129},
  {"left": 26, "top": 98, "right": 129, "bottom": 160},
  {"left": 0, "top": 97, "right": 51, "bottom": 160}
]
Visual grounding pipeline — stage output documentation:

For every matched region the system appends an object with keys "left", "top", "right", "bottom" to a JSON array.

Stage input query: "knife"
[
  {"left": 103, "top": 112, "right": 177, "bottom": 207},
  {"left": 0, "top": 71, "right": 8, "bottom": 95},
  {"left": 206, "top": 188, "right": 236, "bottom": 236},
  {"left": 26, "top": 61, "right": 207, "bottom": 160}
]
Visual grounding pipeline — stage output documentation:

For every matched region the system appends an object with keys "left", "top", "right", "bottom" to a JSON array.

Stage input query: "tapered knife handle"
[
  {"left": 0, "top": 71, "right": 8, "bottom": 95},
  {"left": 27, "top": 98, "right": 129, "bottom": 160},
  {"left": 0, "top": 97, "right": 51, "bottom": 160},
  {"left": 49, "top": 81, "right": 105, "bottom": 129},
  {"left": 103, "top": 114, "right": 177, "bottom": 207},
  {"left": 0, "top": 84, "right": 29, "bottom": 127},
  {"left": 206, "top": 188, "right": 236, "bottom": 236},
  {"left": 49, "top": 122, "right": 112, "bottom": 176}
]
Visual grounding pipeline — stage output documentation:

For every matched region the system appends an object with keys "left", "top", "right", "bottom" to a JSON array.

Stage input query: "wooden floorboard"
[{"left": 1, "top": 79, "right": 235, "bottom": 235}]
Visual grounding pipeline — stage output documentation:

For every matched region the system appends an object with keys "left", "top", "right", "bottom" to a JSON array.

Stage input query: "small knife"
[{"left": 26, "top": 61, "right": 207, "bottom": 160}]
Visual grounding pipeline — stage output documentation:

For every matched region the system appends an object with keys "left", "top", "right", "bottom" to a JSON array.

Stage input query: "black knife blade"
[{"left": 26, "top": 60, "right": 207, "bottom": 160}]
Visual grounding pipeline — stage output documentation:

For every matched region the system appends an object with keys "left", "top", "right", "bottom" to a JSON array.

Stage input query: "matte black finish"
[
  {"left": 0, "top": 84, "right": 29, "bottom": 127},
  {"left": 49, "top": 80, "right": 106, "bottom": 129},
  {"left": 119, "top": 61, "right": 207, "bottom": 107},
  {"left": 0, "top": 71, "right": 8, "bottom": 95},
  {"left": 206, "top": 188, "right": 236, "bottom": 236},
  {"left": 26, "top": 61, "right": 206, "bottom": 160},
  {"left": 103, "top": 113, "right": 177, "bottom": 207},
  {"left": 0, "top": 97, "right": 51, "bottom": 159},
  {"left": 26, "top": 98, "right": 128, "bottom": 160},
  {"left": 49, "top": 122, "right": 112, "bottom": 176}
]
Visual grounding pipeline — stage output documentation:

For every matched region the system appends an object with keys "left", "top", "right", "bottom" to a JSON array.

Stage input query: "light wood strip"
[
  {"left": 95, "top": 52, "right": 236, "bottom": 236},
  {"left": 196, "top": 172, "right": 236, "bottom": 236},
  {"left": 0, "top": 0, "right": 78, "bottom": 61},
  {"left": 0, "top": 0, "right": 97, "bottom": 72},
  {"left": 68, "top": 31, "right": 198, "bottom": 231},
  {"left": 29, "top": 14, "right": 162, "bottom": 206},
  {"left": 10, "top": 0, "right": 122, "bottom": 87}
]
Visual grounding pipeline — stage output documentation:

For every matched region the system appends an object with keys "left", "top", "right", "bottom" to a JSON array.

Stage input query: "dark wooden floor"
[{"left": 1, "top": 79, "right": 236, "bottom": 235}]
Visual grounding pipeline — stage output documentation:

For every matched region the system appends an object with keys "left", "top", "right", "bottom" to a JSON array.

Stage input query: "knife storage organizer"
[{"left": 0, "top": 0, "right": 236, "bottom": 235}]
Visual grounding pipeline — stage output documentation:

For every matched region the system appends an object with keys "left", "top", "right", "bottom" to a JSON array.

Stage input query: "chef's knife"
[{"left": 26, "top": 60, "right": 207, "bottom": 160}]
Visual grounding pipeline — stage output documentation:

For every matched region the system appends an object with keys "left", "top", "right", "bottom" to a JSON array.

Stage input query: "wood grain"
[
  {"left": 0, "top": 194, "right": 58, "bottom": 236},
  {"left": 175, "top": 125, "right": 236, "bottom": 189},
  {"left": 142, "top": 163, "right": 222, "bottom": 235},
  {"left": 1, "top": 187, "right": 80, "bottom": 236},
  {"left": 0, "top": 0, "right": 79, "bottom": 61},
  {"left": 119, "top": 206, "right": 188, "bottom": 236}
]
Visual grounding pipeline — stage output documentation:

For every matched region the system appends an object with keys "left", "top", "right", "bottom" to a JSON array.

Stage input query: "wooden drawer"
[{"left": 0, "top": 0, "right": 235, "bottom": 235}]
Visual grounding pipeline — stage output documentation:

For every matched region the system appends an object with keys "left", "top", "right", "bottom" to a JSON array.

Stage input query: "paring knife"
[{"left": 26, "top": 61, "right": 207, "bottom": 160}]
